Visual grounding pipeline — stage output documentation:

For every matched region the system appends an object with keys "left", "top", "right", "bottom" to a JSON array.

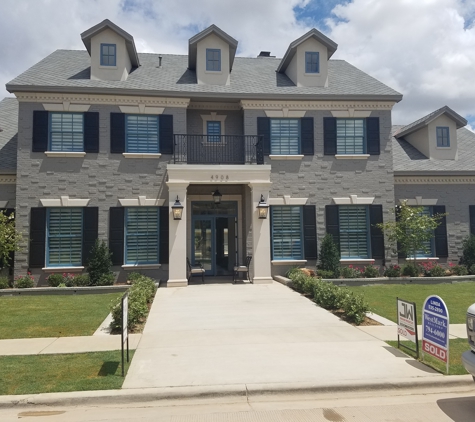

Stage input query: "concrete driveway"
[{"left": 123, "top": 281, "right": 440, "bottom": 390}]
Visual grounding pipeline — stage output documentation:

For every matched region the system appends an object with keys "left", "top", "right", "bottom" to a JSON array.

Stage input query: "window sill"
[
  {"left": 335, "top": 154, "right": 370, "bottom": 160},
  {"left": 99, "top": 65, "right": 118, "bottom": 69},
  {"left": 435, "top": 147, "right": 451, "bottom": 150},
  {"left": 121, "top": 264, "right": 162, "bottom": 270},
  {"left": 340, "top": 259, "right": 375, "bottom": 265},
  {"left": 304, "top": 73, "right": 321, "bottom": 76},
  {"left": 405, "top": 257, "right": 439, "bottom": 261},
  {"left": 269, "top": 155, "right": 304, "bottom": 161},
  {"left": 42, "top": 266, "right": 85, "bottom": 273},
  {"left": 122, "top": 153, "right": 161, "bottom": 159},
  {"left": 271, "top": 260, "right": 307, "bottom": 266},
  {"left": 44, "top": 152, "right": 86, "bottom": 158},
  {"left": 204, "top": 70, "right": 222, "bottom": 74}
]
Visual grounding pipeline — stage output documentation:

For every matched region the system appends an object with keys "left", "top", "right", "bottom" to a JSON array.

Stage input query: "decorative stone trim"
[
  {"left": 44, "top": 152, "right": 86, "bottom": 158},
  {"left": 400, "top": 197, "right": 438, "bottom": 206},
  {"left": 119, "top": 105, "right": 164, "bottom": 115},
  {"left": 122, "top": 264, "right": 162, "bottom": 270},
  {"left": 335, "top": 154, "right": 370, "bottom": 160},
  {"left": 42, "top": 266, "right": 85, "bottom": 273},
  {"left": 340, "top": 259, "right": 375, "bottom": 265},
  {"left": 331, "top": 110, "right": 372, "bottom": 118},
  {"left": 201, "top": 112, "right": 227, "bottom": 135},
  {"left": 118, "top": 196, "right": 166, "bottom": 207},
  {"left": 271, "top": 260, "right": 307, "bottom": 266},
  {"left": 40, "top": 196, "right": 91, "bottom": 207},
  {"left": 241, "top": 100, "right": 396, "bottom": 110},
  {"left": 332, "top": 195, "right": 375, "bottom": 205},
  {"left": 265, "top": 109, "right": 306, "bottom": 118},
  {"left": 42, "top": 103, "right": 91, "bottom": 112},
  {"left": 0, "top": 175, "right": 16, "bottom": 184},
  {"left": 269, "top": 155, "right": 304, "bottom": 160},
  {"left": 122, "top": 153, "right": 162, "bottom": 159},
  {"left": 268, "top": 195, "right": 308, "bottom": 205},
  {"left": 395, "top": 176, "right": 475, "bottom": 185},
  {"left": 189, "top": 102, "right": 241, "bottom": 111},
  {"left": 405, "top": 257, "right": 439, "bottom": 261}
]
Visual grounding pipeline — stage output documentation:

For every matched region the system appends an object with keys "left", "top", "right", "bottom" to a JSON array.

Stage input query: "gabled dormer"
[
  {"left": 277, "top": 29, "right": 337, "bottom": 88},
  {"left": 395, "top": 106, "right": 468, "bottom": 161},
  {"left": 188, "top": 25, "right": 238, "bottom": 86},
  {"left": 81, "top": 19, "right": 140, "bottom": 82}
]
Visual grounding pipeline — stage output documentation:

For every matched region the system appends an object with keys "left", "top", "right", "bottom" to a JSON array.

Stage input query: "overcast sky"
[{"left": 0, "top": 0, "right": 474, "bottom": 127}]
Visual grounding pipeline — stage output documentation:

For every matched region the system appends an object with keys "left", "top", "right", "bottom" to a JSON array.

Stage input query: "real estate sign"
[
  {"left": 422, "top": 295, "right": 449, "bottom": 373},
  {"left": 397, "top": 298, "right": 418, "bottom": 358}
]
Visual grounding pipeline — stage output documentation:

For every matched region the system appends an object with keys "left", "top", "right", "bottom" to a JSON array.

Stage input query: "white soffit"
[
  {"left": 333, "top": 195, "right": 375, "bottom": 205},
  {"left": 400, "top": 197, "right": 438, "bottom": 206},
  {"left": 119, "top": 196, "right": 166, "bottom": 206},
  {"left": 40, "top": 196, "right": 91, "bottom": 207},
  {"left": 268, "top": 195, "right": 308, "bottom": 205}
]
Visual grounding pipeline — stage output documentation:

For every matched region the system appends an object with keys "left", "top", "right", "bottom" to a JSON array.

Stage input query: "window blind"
[
  {"left": 125, "top": 208, "right": 159, "bottom": 264},
  {"left": 336, "top": 119, "right": 365, "bottom": 154},
  {"left": 270, "top": 119, "right": 299, "bottom": 155},
  {"left": 126, "top": 115, "right": 159, "bottom": 153},
  {"left": 50, "top": 113, "right": 84, "bottom": 152},
  {"left": 339, "top": 206, "right": 369, "bottom": 258},
  {"left": 271, "top": 206, "right": 303, "bottom": 260}
]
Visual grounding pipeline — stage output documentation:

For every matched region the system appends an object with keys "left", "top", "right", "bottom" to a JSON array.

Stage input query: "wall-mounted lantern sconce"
[
  {"left": 212, "top": 189, "right": 222, "bottom": 204},
  {"left": 172, "top": 196, "right": 184, "bottom": 220},
  {"left": 257, "top": 194, "right": 269, "bottom": 219}
]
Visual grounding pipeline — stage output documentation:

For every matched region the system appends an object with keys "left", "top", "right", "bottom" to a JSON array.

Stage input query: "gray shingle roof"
[
  {"left": 6, "top": 50, "right": 402, "bottom": 100},
  {"left": 392, "top": 126, "right": 475, "bottom": 174},
  {"left": 0, "top": 98, "right": 18, "bottom": 173}
]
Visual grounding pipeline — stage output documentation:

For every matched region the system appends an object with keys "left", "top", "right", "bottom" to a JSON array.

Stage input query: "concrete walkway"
[{"left": 122, "top": 281, "right": 449, "bottom": 390}]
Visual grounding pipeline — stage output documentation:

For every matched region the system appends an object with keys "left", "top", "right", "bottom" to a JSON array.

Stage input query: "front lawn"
[
  {"left": 0, "top": 293, "right": 122, "bottom": 339},
  {"left": 0, "top": 350, "right": 134, "bottom": 395},
  {"left": 348, "top": 282, "right": 475, "bottom": 324}
]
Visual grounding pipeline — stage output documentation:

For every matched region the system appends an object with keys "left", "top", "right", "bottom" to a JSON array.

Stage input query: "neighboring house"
[
  {"left": 0, "top": 98, "right": 17, "bottom": 213},
  {"left": 3, "top": 18, "right": 453, "bottom": 287}
]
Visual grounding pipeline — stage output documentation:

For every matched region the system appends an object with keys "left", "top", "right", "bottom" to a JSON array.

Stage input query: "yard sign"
[
  {"left": 422, "top": 295, "right": 449, "bottom": 374},
  {"left": 397, "top": 298, "right": 419, "bottom": 358},
  {"left": 121, "top": 292, "right": 129, "bottom": 377}
]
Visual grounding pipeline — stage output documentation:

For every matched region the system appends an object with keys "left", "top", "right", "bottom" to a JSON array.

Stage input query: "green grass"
[
  {"left": 387, "top": 339, "right": 469, "bottom": 375},
  {"left": 348, "top": 282, "right": 475, "bottom": 324},
  {"left": 0, "top": 350, "right": 134, "bottom": 395},
  {"left": 0, "top": 293, "right": 122, "bottom": 339}
]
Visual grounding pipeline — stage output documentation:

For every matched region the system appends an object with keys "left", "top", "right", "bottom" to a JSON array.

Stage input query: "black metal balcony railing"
[{"left": 173, "top": 135, "right": 264, "bottom": 165}]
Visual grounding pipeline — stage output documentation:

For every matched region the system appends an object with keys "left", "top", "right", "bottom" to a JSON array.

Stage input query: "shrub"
[
  {"left": 47, "top": 273, "right": 64, "bottom": 287},
  {"left": 401, "top": 264, "right": 420, "bottom": 277},
  {"left": 419, "top": 261, "right": 446, "bottom": 277},
  {"left": 0, "top": 276, "right": 10, "bottom": 289},
  {"left": 461, "top": 235, "right": 475, "bottom": 271},
  {"left": 318, "top": 234, "right": 340, "bottom": 277},
  {"left": 314, "top": 281, "right": 348, "bottom": 310},
  {"left": 383, "top": 264, "right": 401, "bottom": 277},
  {"left": 14, "top": 273, "right": 34, "bottom": 288},
  {"left": 364, "top": 265, "right": 380, "bottom": 278},
  {"left": 316, "top": 269, "right": 336, "bottom": 279},
  {"left": 288, "top": 270, "right": 307, "bottom": 293},
  {"left": 340, "top": 265, "right": 363, "bottom": 279},
  {"left": 342, "top": 293, "right": 370, "bottom": 325},
  {"left": 450, "top": 264, "right": 468, "bottom": 276},
  {"left": 87, "top": 239, "right": 113, "bottom": 286},
  {"left": 72, "top": 274, "right": 90, "bottom": 286},
  {"left": 127, "top": 272, "right": 144, "bottom": 284},
  {"left": 470, "top": 264, "right": 475, "bottom": 276},
  {"left": 302, "top": 276, "right": 319, "bottom": 296}
]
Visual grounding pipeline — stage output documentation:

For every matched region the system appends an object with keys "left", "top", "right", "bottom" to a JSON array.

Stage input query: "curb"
[
  {"left": 0, "top": 285, "right": 130, "bottom": 296},
  {"left": 0, "top": 375, "right": 474, "bottom": 408}
]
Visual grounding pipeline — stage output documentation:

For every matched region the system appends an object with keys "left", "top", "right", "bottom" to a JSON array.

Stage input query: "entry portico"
[{"left": 167, "top": 164, "right": 273, "bottom": 287}]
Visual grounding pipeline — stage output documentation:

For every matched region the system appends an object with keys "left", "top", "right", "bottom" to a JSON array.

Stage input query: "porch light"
[
  {"left": 257, "top": 194, "right": 269, "bottom": 219},
  {"left": 212, "top": 189, "right": 222, "bottom": 204},
  {"left": 171, "top": 196, "right": 184, "bottom": 220}
]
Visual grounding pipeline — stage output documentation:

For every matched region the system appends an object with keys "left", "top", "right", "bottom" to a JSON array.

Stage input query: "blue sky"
[{"left": 0, "top": 0, "right": 474, "bottom": 128}]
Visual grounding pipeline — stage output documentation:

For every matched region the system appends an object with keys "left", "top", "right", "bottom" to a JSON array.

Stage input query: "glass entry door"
[{"left": 193, "top": 218, "right": 213, "bottom": 274}]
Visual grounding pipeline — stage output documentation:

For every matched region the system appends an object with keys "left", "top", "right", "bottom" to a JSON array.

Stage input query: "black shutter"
[
  {"left": 82, "top": 207, "right": 98, "bottom": 265},
  {"left": 159, "top": 206, "right": 169, "bottom": 264},
  {"left": 300, "top": 117, "right": 314, "bottom": 155},
  {"left": 159, "top": 114, "right": 174, "bottom": 154},
  {"left": 396, "top": 206, "right": 405, "bottom": 258},
  {"left": 84, "top": 112, "right": 99, "bottom": 153},
  {"left": 257, "top": 117, "right": 270, "bottom": 155},
  {"left": 469, "top": 206, "right": 475, "bottom": 235},
  {"left": 369, "top": 204, "right": 384, "bottom": 259},
  {"left": 32, "top": 110, "right": 49, "bottom": 152},
  {"left": 29, "top": 208, "right": 46, "bottom": 268},
  {"left": 366, "top": 117, "right": 380, "bottom": 155},
  {"left": 109, "top": 207, "right": 124, "bottom": 265},
  {"left": 325, "top": 205, "right": 340, "bottom": 251},
  {"left": 433, "top": 205, "right": 448, "bottom": 258},
  {"left": 323, "top": 117, "right": 337, "bottom": 155},
  {"left": 303, "top": 205, "right": 317, "bottom": 259},
  {"left": 110, "top": 113, "right": 125, "bottom": 153}
]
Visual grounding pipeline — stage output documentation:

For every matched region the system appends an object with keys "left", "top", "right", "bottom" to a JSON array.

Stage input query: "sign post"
[
  {"left": 397, "top": 298, "right": 419, "bottom": 358},
  {"left": 121, "top": 292, "right": 129, "bottom": 377},
  {"left": 422, "top": 295, "right": 449, "bottom": 374}
]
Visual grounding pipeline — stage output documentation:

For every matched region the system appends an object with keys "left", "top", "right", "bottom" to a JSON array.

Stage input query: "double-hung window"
[
  {"left": 206, "top": 48, "right": 221, "bottom": 71},
  {"left": 207, "top": 121, "right": 221, "bottom": 142},
  {"left": 47, "top": 208, "right": 83, "bottom": 266},
  {"left": 411, "top": 206, "right": 435, "bottom": 258},
  {"left": 101, "top": 43, "right": 116, "bottom": 66},
  {"left": 125, "top": 208, "right": 159, "bottom": 265},
  {"left": 336, "top": 119, "right": 365, "bottom": 154},
  {"left": 436, "top": 127, "right": 450, "bottom": 147},
  {"left": 305, "top": 52, "right": 319, "bottom": 73},
  {"left": 49, "top": 113, "right": 84, "bottom": 152},
  {"left": 126, "top": 115, "right": 159, "bottom": 153},
  {"left": 270, "top": 119, "right": 300, "bottom": 155},
  {"left": 339, "top": 206, "right": 370, "bottom": 259},
  {"left": 271, "top": 206, "right": 303, "bottom": 260}
]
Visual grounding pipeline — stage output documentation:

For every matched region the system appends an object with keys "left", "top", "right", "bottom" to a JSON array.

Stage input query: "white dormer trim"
[
  {"left": 400, "top": 197, "right": 438, "bottom": 206},
  {"left": 119, "top": 196, "right": 166, "bottom": 207},
  {"left": 42, "top": 103, "right": 91, "bottom": 112},
  {"left": 119, "top": 105, "right": 164, "bottom": 114},
  {"left": 265, "top": 109, "right": 306, "bottom": 118},
  {"left": 40, "top": 196, "right": 91, "bottom": 207},
  {"left": 201, "top": 112, "right": 227, "bottom": 135},
  {"left": 331, "top": 110, "right": 372, "bottom": 118},
  {"left": 268, "top": 196, "right": 308, "bottom": 205},
  {"left": 333, "top": 195, "right": 375, "bottom": 205}
]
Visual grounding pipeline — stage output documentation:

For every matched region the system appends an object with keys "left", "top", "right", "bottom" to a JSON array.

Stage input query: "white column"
[
  {"left": 249, "top": 182, "right": 273, "bottom": 284},
  {"left": 166, "top": 182, "right": 189, "bottom": 287}
]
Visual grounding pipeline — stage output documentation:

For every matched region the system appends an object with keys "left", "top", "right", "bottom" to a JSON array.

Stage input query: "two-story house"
[{"left": 2, "top": 19, "right": 405, "bottom": 286}]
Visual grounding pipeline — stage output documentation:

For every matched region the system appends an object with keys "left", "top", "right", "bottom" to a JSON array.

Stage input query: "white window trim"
[
  {"left": 42, "top": 266, "right": 85, "bottom": 273},
  {"left": 333, "top": 195, "right": 375, "bottom": 205},
  {"left": 119, "top": 105, "right": 164, "bottom": 115},
  {"left": 269, "top": 155, "right": 304, "bottom": 160},
  {"left": 400, "top": 198, "right": 438, "bottom": 206},
  {"left": 122, "top": 264, "right": 162, "bottom": 270},
  {"left": 44, "top": 152, "right": 86, "bottom": 158},
  {"left": 122, "top": 153, "right": 162, "bottom": 159},
  {"left": 271, "top": 260, "right": 307, "bottom": 266},
  {"left": 405, "top": 257, "right": 439, "bottom": 262},
  {"left": 119, "top": 196, "right": 166, "bottom": 207},
  {"left": 335, "top": 154, "right": 370, "bottom": 160},
  {"left": 42, "top": 103, "right": 90, "bottom": 112},
  {"left": 340, "top": 259, "right": 375, "bottom": 265},
  {"left": 201, "top": 112, "right": 226, "bottom": 135},
  {"left": 268, "top": 196, "right": 308, "bottom": 206},
  {"left": 40, "top": 196, "right": 90, "bottom": 207}
]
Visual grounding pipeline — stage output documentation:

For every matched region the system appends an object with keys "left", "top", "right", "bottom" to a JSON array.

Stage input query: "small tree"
[
  {"left": 318, "top": 234, "right": 340, "bottom": 276},
  {"left": 0, "top": 210, "right": 22, "bottom": 269},
  {"left": 377, "top": 201, "right": 445, "bottom": 267},
  {"left": 460, "top": 235, "right": 475, "bottom": 271},
  {"left": 86, "top": 239, "right": 114, "bottom": 285}
]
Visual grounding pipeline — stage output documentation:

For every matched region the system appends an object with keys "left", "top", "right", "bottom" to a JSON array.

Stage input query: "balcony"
[{"left": 173, "top": 135, "right": 264, "bottom": 165}]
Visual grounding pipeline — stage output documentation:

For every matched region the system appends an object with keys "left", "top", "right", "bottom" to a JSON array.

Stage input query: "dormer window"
[
  {"left": 206, "top": 48, "right": 221, "bottom": 71},
  {"left": 100, "top": 43, "right": 116, "bottom": 66},
  {"left": 305, "top": 52, "right": 319, "bottom": 73},
  {"left": 436, "top": 126, "right": 450, "bottom": 147}
]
